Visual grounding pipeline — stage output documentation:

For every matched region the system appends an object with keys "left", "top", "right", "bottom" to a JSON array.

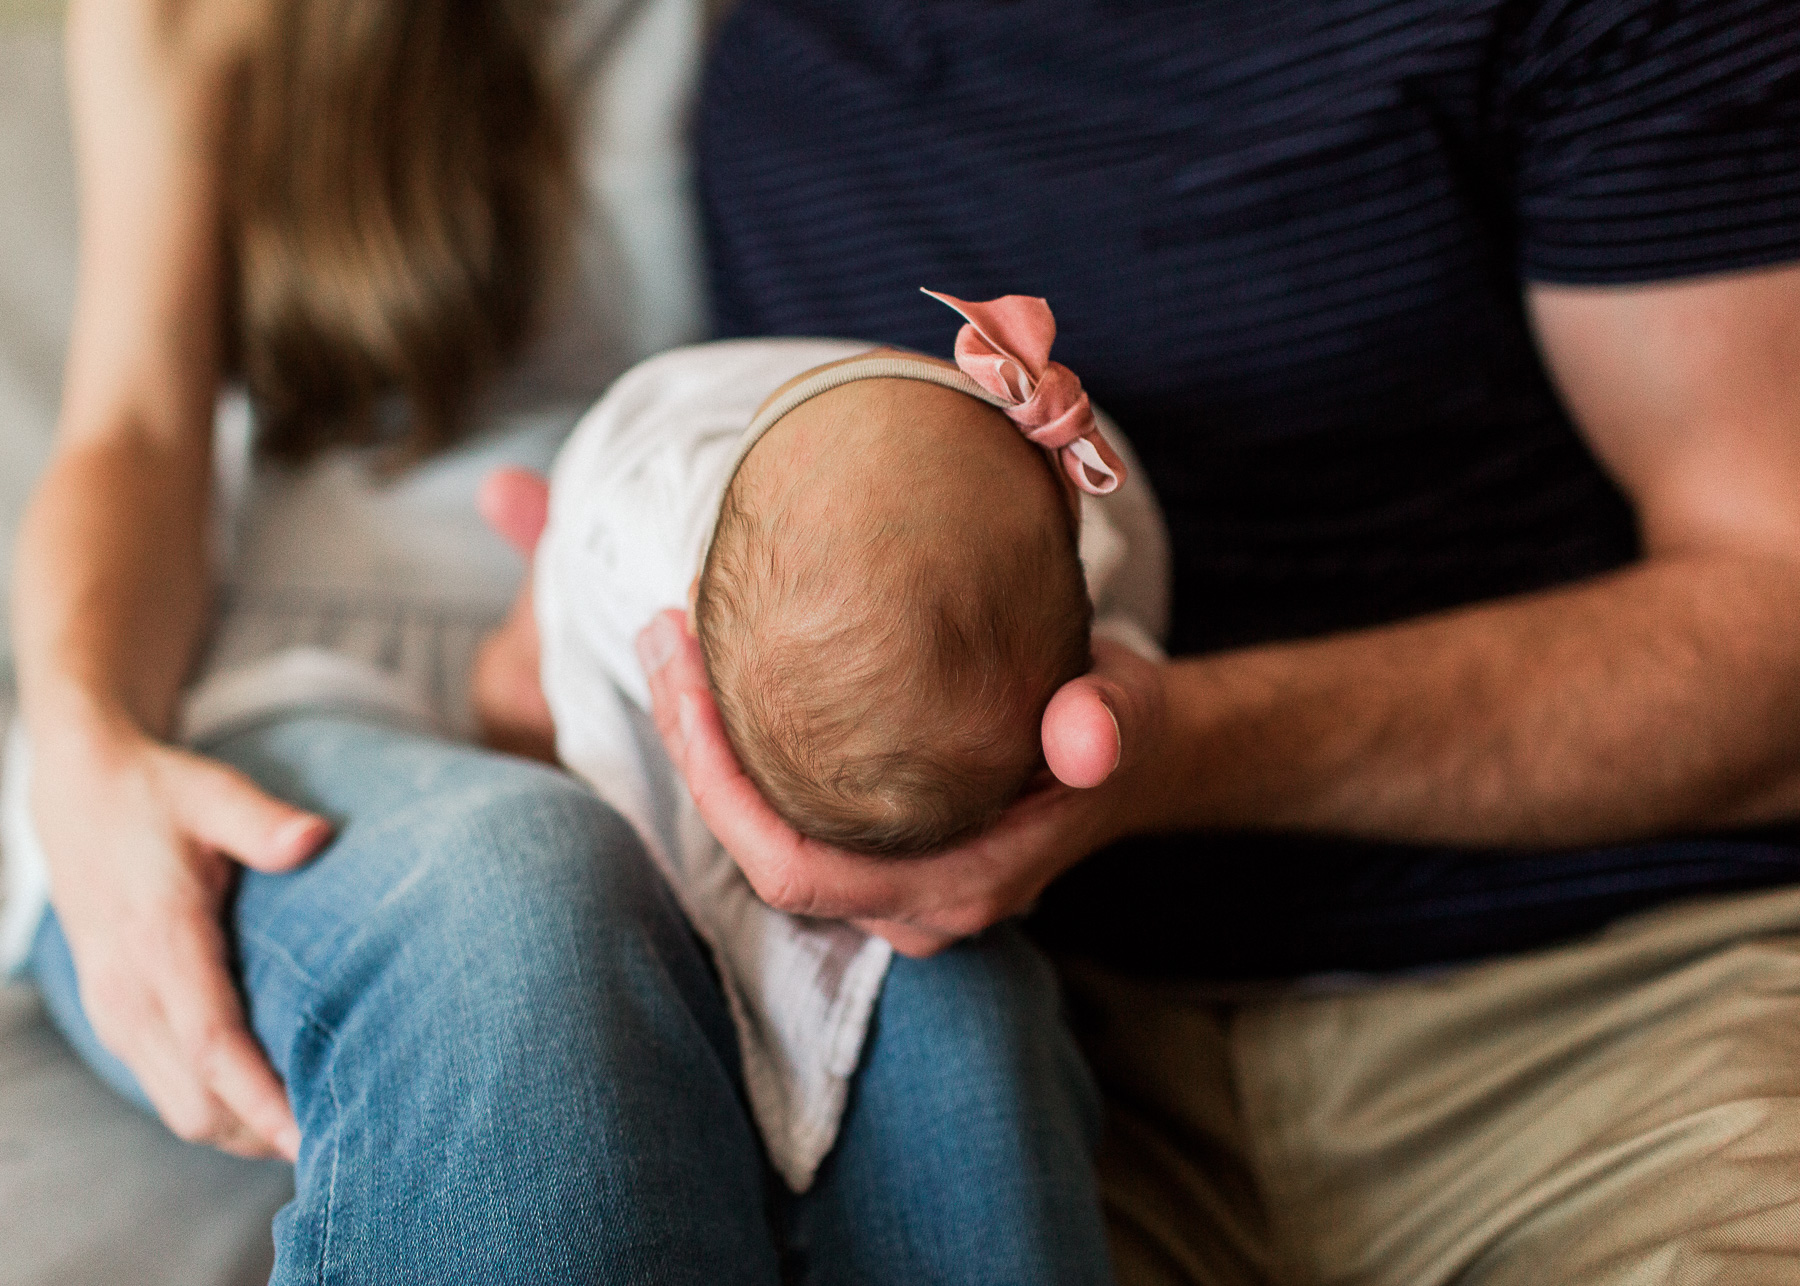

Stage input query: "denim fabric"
[{"left": 28, "top": 715, "right": 1110, "bottom": 1285}]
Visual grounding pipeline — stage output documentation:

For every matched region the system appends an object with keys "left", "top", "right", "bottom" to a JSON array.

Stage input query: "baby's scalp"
[{"left": 695, "top": 366, "right": 1093, "bottom": 857}]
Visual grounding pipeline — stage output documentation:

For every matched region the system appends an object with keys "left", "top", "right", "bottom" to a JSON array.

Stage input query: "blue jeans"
[{"left": 27, "top": 716, "right": 1111, "bottom": 1284}]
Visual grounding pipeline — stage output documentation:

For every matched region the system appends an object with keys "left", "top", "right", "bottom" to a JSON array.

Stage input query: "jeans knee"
[
  {"left": 241, "top": 758, "right": 696, "bottom": 1059},
  {"left": 879, "top": 927, "right": 1095, "bottom": 1120},
  {"left": 885, "top": 925, "right": 1064, "bottom": 1048},
  {"left": 402, "top": 778, "right": 661, "bottom": 992},
  {"left": 830, "top": 925, "right": 1107, "bottom": 1252}
]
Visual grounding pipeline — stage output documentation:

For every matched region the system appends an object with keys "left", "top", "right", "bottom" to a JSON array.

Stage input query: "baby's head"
[{"left": 694, "top": 362, "right": 1093, "bottom": 857}]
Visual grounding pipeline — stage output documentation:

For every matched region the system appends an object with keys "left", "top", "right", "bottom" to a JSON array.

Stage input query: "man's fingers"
[
  {"left": 679, "top": 682, "right": 920, "bottom": 919},
  {"left": 170, "top": 755, "right": 331, "bottom": 873},
  {"left": 637, "top": 610, "right": 925, "bottom": 920},
  {"left": 855, "top": 918, "right": 957, "bottom": 958},
  {"left": 636, "top": 608, "right": 1073, "bottom": 934},
  {"left": 1087, "top": 639, "right": 1166, "bottom": 776},
  {"left": 478, "top": 467, "right": 551, "bottom": 557}
]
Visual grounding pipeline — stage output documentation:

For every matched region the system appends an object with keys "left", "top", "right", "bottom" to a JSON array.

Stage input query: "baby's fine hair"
[{"left": 695, "top": 470, "right": 1093, "bottom": 857}]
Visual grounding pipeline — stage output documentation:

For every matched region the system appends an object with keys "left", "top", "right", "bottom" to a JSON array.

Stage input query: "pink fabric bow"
[{"left": 923, "top": 289, "right": 1125, "bottom": 496}]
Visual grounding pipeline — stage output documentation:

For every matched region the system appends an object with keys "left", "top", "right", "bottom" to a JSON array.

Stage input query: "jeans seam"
[
  {"left": 240, "top": 924, "right": 328, "bottom": 997},
  {"left": 307, "top": 1013, "right": 342, "bottom": 1286},
  {"left": 237, "top": 929, "right": 339, "bottom": 1286}
]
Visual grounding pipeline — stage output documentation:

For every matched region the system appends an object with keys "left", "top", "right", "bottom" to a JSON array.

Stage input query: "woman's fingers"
[
  {"left": 129, "top": 977, "right": 290, "bottom": 1160},
  {"left": 80, "top": 902, "right": 296, "bottom": 1160},
  {"left": 116, "top": 1000, "right": 241, "bottom": 1150},
  {"left": 36, "top": 738, "right": 311, "bottom": 1162},
  {"left": 161, "top": 910, "right": 301, "bottom": 1160},
  {"left": 135, "top": 1043, "right": 284, "bottom": 1160},
  {"left": 477, "top": 466, "right": 551, "bottom": 557},
  {"left": 167, "top": 752, "right": 331, "bottom": 874}
]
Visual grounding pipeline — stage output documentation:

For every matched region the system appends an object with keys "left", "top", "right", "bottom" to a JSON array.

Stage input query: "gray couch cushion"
[{"left": 0, "top": 984, "right": 292, "bottom": 1286}]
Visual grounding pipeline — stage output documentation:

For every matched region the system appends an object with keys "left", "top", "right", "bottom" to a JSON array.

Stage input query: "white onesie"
[{"left": 533, "top": 337, "right": 1170, "bottom": 1189}]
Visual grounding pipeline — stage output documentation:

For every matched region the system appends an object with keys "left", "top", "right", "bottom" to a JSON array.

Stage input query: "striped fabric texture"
[
  {"left": 701, "top": 0, "right": 1800, "bottom": 656},
  {"left": 696, "top": 0, "right": 1800, "bottom": 975}
]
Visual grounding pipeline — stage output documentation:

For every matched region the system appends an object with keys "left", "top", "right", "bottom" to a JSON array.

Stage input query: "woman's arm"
[
  {"left": 641, "top": 261, "right": 1800, "bottom": 954},
  {"left": 11, "top": 0, "right": 326, "bottom": 1158}
]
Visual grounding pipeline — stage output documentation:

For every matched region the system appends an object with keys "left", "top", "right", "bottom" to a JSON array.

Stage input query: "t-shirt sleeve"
[{"left": 1509, "top": 0, "right": 1800, "bottom": 284}]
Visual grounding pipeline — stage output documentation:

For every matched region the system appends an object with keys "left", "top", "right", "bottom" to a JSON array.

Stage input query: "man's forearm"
[
  {"left": 12, "top": 433, "right": 212, "bottom": 751},
  {"left": 1147, "top": 553, "right": 1800, "bottom": 848}
]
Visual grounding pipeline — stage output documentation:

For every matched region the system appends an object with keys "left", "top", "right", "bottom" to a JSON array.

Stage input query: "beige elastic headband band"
[
  {"left": 702, "top": 353, "right": 1013, "bottom": 559},
  {"left": 736, "top": 353, "right": 1009, "bottom": 472}
]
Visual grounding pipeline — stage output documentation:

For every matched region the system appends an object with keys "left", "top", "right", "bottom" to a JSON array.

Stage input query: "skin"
[
  {"left": 18, "top": 0, "right": 1800, "bottom": 1166},
  {"left": 612, "top": 261, "right": 1800, "bottom": 958},
  {"left": 11, "top": 0, "right": 317, "bottom": 1160},
  {"left": 472, "top": 474, "right": 556, "bottom": 762},
  {"left": 705, "top": 376, "right": 1085, "bottom": 851},
  {"left": 481, "top": 262, "right": 1800, "bottom": 957}
]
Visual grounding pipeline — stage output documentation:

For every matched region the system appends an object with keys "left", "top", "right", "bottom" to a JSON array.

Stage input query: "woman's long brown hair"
[{"left": 224, "top": 0, "right": 575, "bottom": 465}]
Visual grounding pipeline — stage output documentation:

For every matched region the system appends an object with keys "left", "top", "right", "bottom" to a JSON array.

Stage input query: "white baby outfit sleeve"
[{"left": 1084, "top": 410, "right": 1172, "bottom": 663}]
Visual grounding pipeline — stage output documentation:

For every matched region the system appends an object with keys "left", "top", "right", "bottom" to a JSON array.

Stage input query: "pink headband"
[
  {"left": 922, "top": 289, "right": 1124, "bottom": 496},
  {"left": 721, "top": 291, "right": 1126, "bottom": 555}
]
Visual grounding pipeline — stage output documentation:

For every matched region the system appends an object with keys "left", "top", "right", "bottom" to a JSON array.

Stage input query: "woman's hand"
[
  {"left": 637, "top": 609, "right": 1169, "bottom": 956},
  {"left": 31, "top": 728, "right": 329, "bottom": 1161},
  {"left": 470, "top": 468, "right": 557, "bottom": 761}
]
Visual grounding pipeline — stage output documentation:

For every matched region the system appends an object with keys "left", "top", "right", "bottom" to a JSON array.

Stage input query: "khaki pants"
[{"left": 1063, "top": 885, "right": 1800, "bottom": 1285}]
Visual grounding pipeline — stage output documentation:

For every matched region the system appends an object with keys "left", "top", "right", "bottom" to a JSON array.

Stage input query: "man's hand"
[
  {"left": 637, "top": 608, "right": 1168, "bottom": 955},
  {"left": 33, "top": 730, "right": 327, "bottom": 1161}
]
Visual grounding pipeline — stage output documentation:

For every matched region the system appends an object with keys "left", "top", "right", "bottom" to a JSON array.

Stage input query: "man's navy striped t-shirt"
[{"left": 697, "top": 0, "right": 1800, "bottom": 977}]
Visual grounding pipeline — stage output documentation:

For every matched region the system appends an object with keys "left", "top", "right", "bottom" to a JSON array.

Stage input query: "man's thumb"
[
  {"left": 1043, "top": 680, "right": 1122, "bottom": 789},
  {"left": 1042, "top": 640, "right": 1161, "bottom": 789}
]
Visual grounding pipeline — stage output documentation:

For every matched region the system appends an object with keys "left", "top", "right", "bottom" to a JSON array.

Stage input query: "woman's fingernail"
[
  {"left": 275, "top": 816, "right": 329, "bottom": 855},
  {"left": 636, "top": 615, "right": 678, "bottom": 675}
]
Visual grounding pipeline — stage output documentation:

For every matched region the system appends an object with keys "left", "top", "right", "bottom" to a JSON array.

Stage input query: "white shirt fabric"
[{"left": 533, "top": 338, "right": 1169, "bottom": 1189}]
